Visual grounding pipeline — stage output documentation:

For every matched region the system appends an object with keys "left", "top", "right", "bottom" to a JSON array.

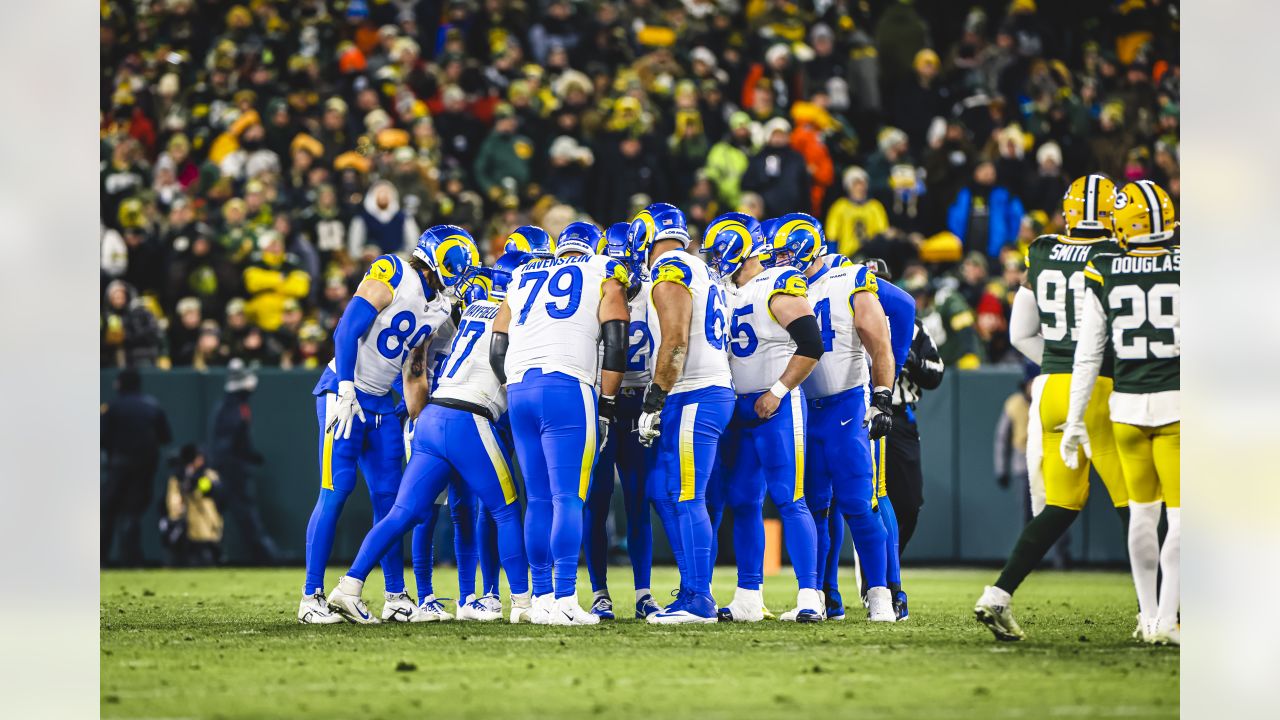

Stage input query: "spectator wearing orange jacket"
[{"left": 789, "top": 102, "right": 835, "bottom": 216}]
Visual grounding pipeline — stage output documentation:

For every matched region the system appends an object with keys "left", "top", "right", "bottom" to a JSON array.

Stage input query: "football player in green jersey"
[{"left": 1062, "top": 180, "right": 1180, "bottom": 645}]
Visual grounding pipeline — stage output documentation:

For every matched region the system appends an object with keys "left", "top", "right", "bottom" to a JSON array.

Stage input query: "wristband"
[
  {"left": 769, "top": 381, "right": 789, "bottom": 399},
  {"left": 642, "top": 383, "right": 669, "bottom": 414}
]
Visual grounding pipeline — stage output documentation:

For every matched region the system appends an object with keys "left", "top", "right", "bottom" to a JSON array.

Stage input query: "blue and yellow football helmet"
[
  {"left": 491, "top": 250, "right": 533, "bottom": 300},
  {"left": 504, "top": 225, "right": 554, "bottom": 258},
  {"left": 703, "top": 212, "right": 759, "bottom": 281},
  {"left": 602, "top": 221, "right": 644, "bottom": 299},
  {"left": 414, "top": 224, "right": 481, "bottom": 288},
  {"left": 759, "top": 213, "right": 821, "bottom": 271},
  {"left": 456, "top": 266, "right": 494, "bottom": 307},
  {"left": 556, "top": 221, "right": 603, "bottom": 257},
  {"left": 628, "top": 202, "right": 689, "bottom": 264}
]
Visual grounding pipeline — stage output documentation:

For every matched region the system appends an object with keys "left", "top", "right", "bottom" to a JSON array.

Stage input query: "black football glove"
[{"left": 864, "top": 386, "right": 894, "bottom": 441}]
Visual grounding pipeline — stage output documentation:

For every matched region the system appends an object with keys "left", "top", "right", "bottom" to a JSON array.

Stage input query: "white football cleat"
[
  {"left": 866, "top": 586, "right": 896, "bottom": 623},
  {"left": 479, "top": 593, "right": 504, "bottom": 615},
  {"left": 326, "top": 577, "right": 379, "bottom": 624},
  {"left": 381, "top": 591, "right": 419, "bottom": 622},
  {"left": 554, "top": 595, "right": 601, "bottom": 626},
  {"left": 457, "top": 595, "right": 503, "bottom": 622},
  {"left": 414, "top": 595, "right": 453, "bottom": 622},
  {"left": 779, "top": 588, "right": 826, "bottom": 623},
  {"left": 298, "top": 589, "right": 343, "bottom": 624},
  {"left": 509, "top": 592, "right": 534, "bottom": 624},
  {"left": 717, "top": 587, "right": 765, "bottom": 622},
  {"left": 528, "top": 593, "right": 556, "bottom": 625},
  {"left": 974, "top": 585, "right": 1024, "bottom": 640},
  {"left": 1147, "top": 618, "right": 1180, "bottom": 646}
]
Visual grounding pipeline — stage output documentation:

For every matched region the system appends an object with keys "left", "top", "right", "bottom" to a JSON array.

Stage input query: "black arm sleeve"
[
  {"left": 601, "top": 319, "right": 628, "bottom": 373},
  {"left": 786, "top": 314, "right": 824, "bottom": 360},
  {"left": 489, "top": 331, "right": 509, "bottom": 384},
  {"left": 906, "top": 321, "right": 945, "bottom": 390}
]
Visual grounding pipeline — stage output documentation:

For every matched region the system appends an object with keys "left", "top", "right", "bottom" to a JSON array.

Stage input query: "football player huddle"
[
  {"left": 291, "top": 175, "right": 1178, "bottom": 639},
  {"left": 975, "top": 176, "right": 1181, "bottom": 646}
]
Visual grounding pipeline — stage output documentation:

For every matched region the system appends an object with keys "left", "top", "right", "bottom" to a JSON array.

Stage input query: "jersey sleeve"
[
  {"left": 364, "top": 255, "right": 404, "bottom": 294},
  {"left": 651, "top": 255, "right": 694, "bottom": 293},
  {"left": 849, "top": 265, "right": 878, "bottom": 295},
  {"left": 769, "top": 268, "right": 809, "bottom": 299},
  {"left": 600, "top": 256, "right": 631, "bottom": 289},
  {"left": 1082, "top": 256, "right": 1106, "bottom": 292}
]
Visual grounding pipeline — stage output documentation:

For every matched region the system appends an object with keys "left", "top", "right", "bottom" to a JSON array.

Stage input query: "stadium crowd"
[{"left": 100, "top": 0, "right": 1179, "bottom": 372}]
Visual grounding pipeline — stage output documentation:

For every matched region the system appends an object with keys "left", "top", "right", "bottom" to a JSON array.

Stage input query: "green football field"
[{"left": 101, "top": 566, "right": 1178, "bottom": 719}]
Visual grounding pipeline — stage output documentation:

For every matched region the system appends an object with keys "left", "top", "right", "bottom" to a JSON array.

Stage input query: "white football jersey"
[
  {"left": 648, "top": 250, "right": 734, "bottom": 394},
  {"left": 505, "top": 253, "right": 630, "bottom": 386},
  {"left": 433, "top": 300, "right": 507, "bottom": 418},
  {"left": 802, "top": 264, "right": 877, "bottom": 398},
  {"left": 726, "top": 266, "right": 811, "bottom": 394},
  {"left": 598, "top": 280, "right": 654, "bottom": 389},
  {"left": 328, "top": 254, "right": 452, "bottom": 401},
  {"left": 424, "top": 314, "right": 457, "bottom": 393}
]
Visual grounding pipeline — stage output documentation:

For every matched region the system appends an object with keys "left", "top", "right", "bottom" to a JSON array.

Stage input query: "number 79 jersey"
[
  {"left": 505, "top": 253, "right": 631, "bottom": 386},
  {"left": 726, "top": 266, "right": 810, "bottom": 395},
  {"left": 801, "top": 264, "right": 877, "bottom": 399},
  {"left": 1026, "top": 234, "right": 1120, "bottom": 375},
  {"left": 647, "top": 250, "right": 733, "bottom": 394}
]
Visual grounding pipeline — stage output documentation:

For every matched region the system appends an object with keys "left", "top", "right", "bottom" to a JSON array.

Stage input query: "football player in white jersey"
[
  {"left": 716, "top": 218, "right": 827, "bottom": 622},
  {"left": 327, "top": 259, "right": 535, "bottom": 624},
  {"left": 794, "top": 212, "right": 899, "bottom": 622},
  {"left": 583, "top": 222, "right": 662, "bottom": 620},
  {"left": 490, "top": 221, "right": 632, "bottom": 625},
  {"left": 298, "top": 226, "right": 462, "bottom": 624},
  {"left": 614, "top": 204, "right": 736, "bottom": 624}
]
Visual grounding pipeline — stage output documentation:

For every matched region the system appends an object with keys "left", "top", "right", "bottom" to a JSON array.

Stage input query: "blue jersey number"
[
  {"left": 446, "top": 320, "right": 486, "bottom": 378},
  {"left": 627, "top": 320, "right": 653, "bottom": 371},
  {"left": 429, "top": 351, "right": 448, "bottom": 392},
  {"left": 378, "top": 311, "right": 431, "bottom": 361},
  {"left": 729, "top": 304, "right": 758, "bottom": 357},
  {"left": 813, "top": 298, "right": 836, "bottom": 352},
  {"left": 516, "top": 266, "right": 584, "bottom": 325},
  {"left": 704, "top": 285, "right": 727, "bottom": 350}
]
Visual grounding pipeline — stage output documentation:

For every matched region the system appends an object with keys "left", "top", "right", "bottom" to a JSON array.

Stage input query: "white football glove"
[
  {"left": 637, "top": 410, "right": 661, "bottom": 447},
  {"left": 1058, "top": 421, "right": 1091, "bottom": 470},
  {"left": 330, "top": 380, "right": 366, "bottom": 440}
]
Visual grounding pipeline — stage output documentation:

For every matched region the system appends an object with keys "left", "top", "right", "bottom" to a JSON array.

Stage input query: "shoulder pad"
[
  {"left": 849, "top": 265, "right": 878, "bottom": 294},
  {"left": 771, "top": 268, "right": 808, "bottom": 297},
  {"left": 365, "top": 255, "right": 403, "bottom": 292},
  {"left": 600, "top": 256, "right": 631, "bottom": 286},
  {"left": 652, "top": 255, "right": 693, "bottom": 288}
]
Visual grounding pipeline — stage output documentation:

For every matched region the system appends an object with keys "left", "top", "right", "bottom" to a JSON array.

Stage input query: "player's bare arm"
[
  {"left": 402, "top": 344, "right": 429, "bottom": 420},
  {"left": 755, "top": 292, "right": 822, "bottom": 419},
  {"left": 598, "top": 278, "right": 629, "bottom": 398},
  {"left": 651, "top": 280, "right": 692, "bottom": 392},
  {"left": 489, "top": 299, "right": 512, "bottom": 384},
  {"left": 852, "top": 291, "right": 894, "bottom": 390}
]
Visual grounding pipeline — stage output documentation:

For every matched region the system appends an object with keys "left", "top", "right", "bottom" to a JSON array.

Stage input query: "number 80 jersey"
[
  {"left": 505, "top": 254, "right": 631, "bottom": 386},
  {"left": 647, "top": 250, "right": 733, "bottom": 394}
]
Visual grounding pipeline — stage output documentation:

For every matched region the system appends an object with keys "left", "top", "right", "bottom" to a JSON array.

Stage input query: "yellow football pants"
[
  {"left": 1038, "top": 374, "right": 1128, "bottom": 511},
  {"left": 1113, "top": 421, "right": 1180, "bottom": 508}
]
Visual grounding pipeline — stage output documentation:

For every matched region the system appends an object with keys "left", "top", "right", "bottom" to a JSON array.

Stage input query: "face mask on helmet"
[
  {"left": 760, "top": 215, "right": 821, "bottom": 271},
  {"left": 602, "top": 222, "right": 644, "bottom": 297},
  {"left": 414, "top": 224, "right": 480, "bottom": 288},
  {"left": 454, "top": 266, "right": 494, "bottom": 307},
  {"left": 703, "top": 214, "right": 755, "bottom": 281}
]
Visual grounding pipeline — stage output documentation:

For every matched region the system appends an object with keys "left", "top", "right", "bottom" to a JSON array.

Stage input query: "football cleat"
[
  {"left": 650, "top": 592, "right": 718, "bottom": 625},
  {"left": 780, "top": 588, "right": 826, "bottom": 623},
  {"left": 509, "top": 592, "right": 534, "bottom": 624},
  {"left": 479, "top": 593, "right": 503, "bottom": 615},
  {"left": 866, "top": 586, "right": 896, "bottom": 623},
  {"left": 528, "top": 593, "right": 556, "bottom": 625},
  {"left": 590, "top": 594, "right": 615, "bottom": 620},
  {"left": 381, "top": 591, "right": 419, "bottom": 622},
  {"left": 553, "top": 596, "right": 601, "bottom": 626},
  {"left": 457, "top": 596, "right": 503, "bottom": 622},
  {"left": 326, "top": 577, "right": 379, "bottom": 625},
  {"left": 414, "top": 595, "right": 454, "bottom": 622},
  {"left": 1147, "top": 624, "right": 1180, "bottom": 646},
  {"left": 298, "top": 590, "right": 343, "bottom": 624},
  {"left": 635, "top": 593, "right": 662, "bottom": 620},
  {"left": 717, "top": 587, "right": 765, "bottom": 623},
  {"left": 825, "top": 588, "right": 846, "bottom": 621},
  {"left": 974, "top": 586, "right": 1024, "bottom": 640},
  {"left": 894, "top": 590, "right": 910, "bottom": 621}
]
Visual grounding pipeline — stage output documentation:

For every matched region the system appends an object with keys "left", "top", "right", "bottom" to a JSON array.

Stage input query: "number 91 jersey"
[
  {"left": 801, "top": 264, "right": 877, "bottom": 399},
  {"left": 505, "top": 254, "right": 631, "bottom": 386},
  {"left": 320, "top": 255, "right": 452, "bottom": 414},
  {"left": 648, "top": 250, "right": 733, "bottom": 394},
  {"left": 726, "top": 266, "right": 810, "bottom": 395},
  {"left": 1026, "top": 234, "right": 1120, "bottom": 375}
]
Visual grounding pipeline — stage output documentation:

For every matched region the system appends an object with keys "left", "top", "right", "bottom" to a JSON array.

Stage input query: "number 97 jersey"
[
  {"left": 505, "top": 254, "right": 631, "bottom": 386},
  {"left": 648, "top": 250, "right": 733, "bottom": 394}
]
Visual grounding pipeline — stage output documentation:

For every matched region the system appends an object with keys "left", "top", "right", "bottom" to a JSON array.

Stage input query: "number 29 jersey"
[
  {"left": 647, "top": 250, "right": 733, "bottom": 394},
  {"left": 1026, "top": 234, "right": 1120, "bottom": 375},
  {"left": 505, "top": 253, "right": 631, "bottom": 386},
  {"left": 801, "top": 264, "right": 877, "bottom": 399},
  {"left": 317, "top": 254, "right": 452, "bottom": 414},
  {"left": 726, "top": 266, "right": 810, "bottom": 395}
]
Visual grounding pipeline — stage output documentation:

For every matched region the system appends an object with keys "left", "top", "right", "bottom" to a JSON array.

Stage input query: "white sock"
[
  {"left": 1128, "top": 500, "right": 1162, "bottom": 626},
  {"left": 797, "top": 588, "right": 821, "bottom": 609},
  {"left": 635, "top": 588, "right": 651, "bottom": 602},
  {"left": 594, "top": 589, "right": 610, "bottom": 600},
  {"left": 336, "top": 576, "right": 364, "bottom": 596},
  {"left": 511, "top": 591, "right": 531, "bottom": 608},
  {"left": 981, "top": 585, "right": 1011, "bottom": 607},
  {"left": 1156, "top": 506, "right": 1180, "bottom": 633}
]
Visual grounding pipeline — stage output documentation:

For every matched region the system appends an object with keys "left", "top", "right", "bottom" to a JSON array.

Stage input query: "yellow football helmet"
[
  {"left": 1061, "top": 174, "right": 1117, "bottom": 233},
  {"left": 1112, "top": 180, "right": 1177, "bottom": 246}
]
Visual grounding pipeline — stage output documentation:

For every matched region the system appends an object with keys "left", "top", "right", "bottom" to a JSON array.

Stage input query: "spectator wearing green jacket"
[
  {"left": 473, "top": 104, "right": 534, "bottom": 202},
  {"left": 702, "top": 111, "right": 754, "bottom": 210}
]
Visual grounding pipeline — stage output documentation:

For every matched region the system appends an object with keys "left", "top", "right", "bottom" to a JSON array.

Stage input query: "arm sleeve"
[
  {"left": 786, "top": 314, "right": 824, "bottom": 360},
  {"left": 489, "top": 331, "right": 509, "bottom": 384},
  {"left": 1009, "top": 285, "right": 1044, "bottom": 365},
  {"left": 601, "top": 319, "right": 628, "bottom": 373},
  {"left": 1065, "top": 287, "right": 1107, "bottom": 426},
  {"left": 334, "top": 295, "right": 379, "bottom": 383},
  {"left": 907, "top": 323, "right": 946, "bottom": 390}
]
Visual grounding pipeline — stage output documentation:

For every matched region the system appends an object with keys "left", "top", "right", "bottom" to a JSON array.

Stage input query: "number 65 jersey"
[
  {"left": 727, "top": 266, "right": 810, "bottom": 395},
  {"left": 505, "top": 254, "right": 631, "bottom": 386},
  {"left": 317, "top": 254, "right": 452, "bottom": 414},
  {"left": 647, "top": 250, "right": 733, "bottom": 394}
]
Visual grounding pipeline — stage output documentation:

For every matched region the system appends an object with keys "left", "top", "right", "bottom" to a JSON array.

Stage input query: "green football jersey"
[
  {"left": 1024, "top": 234, "right": 1121, "bottom": 375},
  {"left": 1083, "top": 245, "right": 1181, "bottom": 395}
]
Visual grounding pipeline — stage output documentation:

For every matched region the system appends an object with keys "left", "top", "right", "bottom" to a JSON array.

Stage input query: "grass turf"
[{"left": 101, "top": 566, "right": 1178, "bottom": 719}]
